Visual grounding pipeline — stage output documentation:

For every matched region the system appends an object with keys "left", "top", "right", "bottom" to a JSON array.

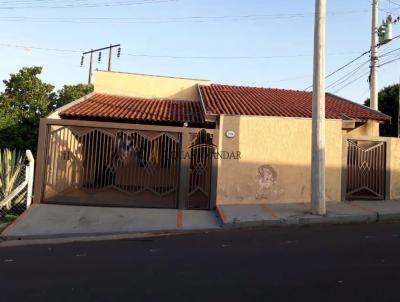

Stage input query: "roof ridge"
[{"left": 203, "top": 83, "right": 310, "bottom": 94}]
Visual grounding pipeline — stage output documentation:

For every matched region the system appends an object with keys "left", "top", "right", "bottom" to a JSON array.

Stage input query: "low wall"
[
  {"left": 215, "top": 115, "right": 343, "bottom": 205},
  {"left": 389, "top": 137, "right": 400, "bottom": 200}
]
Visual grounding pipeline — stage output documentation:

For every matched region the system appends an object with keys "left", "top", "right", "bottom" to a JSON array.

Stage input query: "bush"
[{"left": 0, "top": 149, "right": 24, "bottom": 216}]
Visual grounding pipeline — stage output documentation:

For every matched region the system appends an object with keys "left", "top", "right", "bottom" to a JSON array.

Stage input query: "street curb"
[
  {"left": 1, "top": 214, "right": 399, "bottom": 248},
  {"left": 0, "top": 227, "right": 225, "bottom": 248},
  {"left": 0, "top": 223, "right": 9, "bottom": 234},
  {"left": 3, "top": 202, "right": 400, "bottom": 247},
  {"left": 213, "top": 213, "right": 379, "bottom": 229},
  {"left": 0, "top": 204, "right": 38, "bottom": 237}
]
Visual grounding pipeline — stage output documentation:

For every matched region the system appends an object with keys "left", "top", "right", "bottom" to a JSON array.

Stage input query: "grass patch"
[{"left": 0, "top": 214, "right": 17, "bottom": 224}]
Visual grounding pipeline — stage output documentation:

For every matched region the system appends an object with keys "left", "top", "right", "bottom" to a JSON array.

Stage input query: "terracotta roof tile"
[
  {"left": 60, "top": 93, "right": 209, "bottom": 126},
  {"left": 60, "top": 84, "right": 390, "bottom": 125},
  {"left": 199, "top": 84, "right": 390, "bottom": 122}
]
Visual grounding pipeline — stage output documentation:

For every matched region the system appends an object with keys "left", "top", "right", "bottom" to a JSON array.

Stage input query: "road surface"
[{"left": 1, "top": 222, "right": 400, "bottom": 302}]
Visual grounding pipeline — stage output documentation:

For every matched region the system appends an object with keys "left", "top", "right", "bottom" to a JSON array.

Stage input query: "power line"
[
  {"left": 0, "top": 42, "right": 364, "bottom": 60},
  {"left": 0, "top": 0, "right": 177, "bottom": 9},
  {"left": 304, "top": 49, "right": 371, "bottom": 90},
  {"left": 378, "top": 54, "right": 400, "bottom": 67},
  {"left": 0, "top": 43, "right": 82, "bottom": 53},
  {"left": 305, "top": 33, "right": 400, "bottom": 91},
  {"left": 328, "top": 49, "right": 400, "bottom": 95},
  {"left": 123, "top": 51, "right": 362, "bottom": 60},
  {"left": 326, "top": 60, "right": 370, "bottom": 90},
  {"left": 331, "top": 71, "right": 371, "bottom": 94},
  {"left": 0, "top": 10, "right": 376, "bottom": 22}
]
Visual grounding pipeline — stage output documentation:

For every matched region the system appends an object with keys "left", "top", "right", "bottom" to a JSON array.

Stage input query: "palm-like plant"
[{"left": 0, "top": 149, "right": 24, "bottom": 203}]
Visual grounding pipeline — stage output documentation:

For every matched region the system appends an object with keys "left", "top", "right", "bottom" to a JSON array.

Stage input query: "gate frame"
[
  {"left": 33, "top": 118, "right": 219, "bottom": 210},
  {"left": 341, "top": 135, "right": 391, "bottom": 201}
]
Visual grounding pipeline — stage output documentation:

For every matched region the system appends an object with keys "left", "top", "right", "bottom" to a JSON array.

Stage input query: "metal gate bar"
[
  {"left": 346, "top": 139, "right": 386, "bottom": 200},
  {"left": 43, "top": 125, "right": 181, "bottom": 208},
  {"left": 34, "top": 119, "right": 218, "bottom": 210}
]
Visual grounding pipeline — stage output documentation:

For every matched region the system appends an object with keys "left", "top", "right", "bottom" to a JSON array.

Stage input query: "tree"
[
  {"left": 0, "top": 67, "right": 93, "bottom": 153},
  {"left": 0, "top": 67, "right": 54, "bottom": 152},
  {"left": 364, "top": 84, "right": 399, "bottom": 137},
  {"left": 48, "top": 83, "right": 93, "bottom": 112}
]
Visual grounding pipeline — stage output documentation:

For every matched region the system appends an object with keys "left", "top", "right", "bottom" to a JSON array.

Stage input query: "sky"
[{"left": 0, "top": 0, "right": 400, "bottom": 104}]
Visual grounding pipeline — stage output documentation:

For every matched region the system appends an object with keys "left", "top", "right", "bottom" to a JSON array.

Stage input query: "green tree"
[
  {"left": 365, "top": 84, "right": 399, "bottom": 137},
  {"left": 48, "top": 83, "right": 93, "bottom": 112},
  {"left": 0, "top": 67, "right": 54, "bottom": 152},
  {"left": 0, "top": 67, "right": 93, "bottom": 153}
]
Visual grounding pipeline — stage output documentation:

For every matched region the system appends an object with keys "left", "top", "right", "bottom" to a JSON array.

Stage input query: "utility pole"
[
  {"left": 370, "top": 0, "right": 379, "bottom": 110},
  {"left": 398, "top": 76, "right": 400, "bottom": 137},
  {"left": 108, "top": 44, "right": 113, "bottom": 72},
  {"left": 88, "top": 49, "right": 93, "bottom": 85},
  {"left": 311, "top": 0, "right": 326, "bottom": 216},
  {"left": 82, "top": 44, "right": 121, "bottom": 84}
]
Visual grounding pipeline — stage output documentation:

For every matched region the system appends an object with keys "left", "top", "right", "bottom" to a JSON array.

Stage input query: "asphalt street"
[{"left": 1, "top": 222, "right": 400, "bottom": 302}]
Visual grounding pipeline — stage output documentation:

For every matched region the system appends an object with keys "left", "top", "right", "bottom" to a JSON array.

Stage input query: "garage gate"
[{"left": 35, "top": 119, "right": 217, "bottom": 210}]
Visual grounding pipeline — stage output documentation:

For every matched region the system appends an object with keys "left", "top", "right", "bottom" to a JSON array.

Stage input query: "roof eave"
[
  {"left": 198, "top": 84, "right": 219, "bottom": 123},
  {"left": 48, "top": 92, "right": 96, "bottom": 119}
]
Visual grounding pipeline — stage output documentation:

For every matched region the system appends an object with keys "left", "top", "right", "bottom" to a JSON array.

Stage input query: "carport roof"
[{"left": 59, "top": 93, "right": 212, "bottom": 127}]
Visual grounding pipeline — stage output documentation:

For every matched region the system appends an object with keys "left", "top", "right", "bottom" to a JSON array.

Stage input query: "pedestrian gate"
[{"left": 345, "top": 139, "right": 386, "bottom": 200}]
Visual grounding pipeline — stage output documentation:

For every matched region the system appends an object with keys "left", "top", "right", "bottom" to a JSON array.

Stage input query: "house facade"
[{"left": 33, "top": 70, "right": 400, "bottom": 210}]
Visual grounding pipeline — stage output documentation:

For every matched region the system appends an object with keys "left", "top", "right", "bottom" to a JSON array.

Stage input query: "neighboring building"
[{"left": 34, "top": 70, "right": 400, "bottom": 210}]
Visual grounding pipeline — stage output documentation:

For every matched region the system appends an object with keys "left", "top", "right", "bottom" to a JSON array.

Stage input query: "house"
[{"left": 33, "top": 70, "right": 400, "bottom": 210}]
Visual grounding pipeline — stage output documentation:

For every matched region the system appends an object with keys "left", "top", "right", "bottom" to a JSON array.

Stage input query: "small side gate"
[
  {"left": 34, "top": 119, "right": 217, "bottom": 209},
  {"left": 345, "top": 139, "right": 386, "bottom": 200}
]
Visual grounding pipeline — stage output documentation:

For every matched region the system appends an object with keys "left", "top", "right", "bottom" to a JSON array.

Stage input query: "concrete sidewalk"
[
  {"left": 2, "top": 201, "right": 400, "bottom": 245},
  {"left": 217, "top": 201, "right": 400, "bottom": 227},
  {"left": 0, "top": 204, "right": 221, "bottom": 240}
]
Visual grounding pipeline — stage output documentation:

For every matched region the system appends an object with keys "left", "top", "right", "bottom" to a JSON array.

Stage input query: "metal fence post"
[
  {"left": 26, "top": 150, "right": 35, "bottom": 207},
  {"left": 178, "top": 132, "right": 191, "bottom": 209}
]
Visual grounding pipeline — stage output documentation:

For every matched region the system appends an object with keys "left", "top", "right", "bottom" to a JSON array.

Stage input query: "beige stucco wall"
[
  {"left": 216, "top": 115, "right": 343, "bottom": 205},
  {"left": 345, "top": 121, "right": 380, "bottom": 136},
  {"left": 94, "top": 70, "right": 211, "bottom": 101},
  {"left": 390, "top": 137, "right": 400, "bottom": 200}
]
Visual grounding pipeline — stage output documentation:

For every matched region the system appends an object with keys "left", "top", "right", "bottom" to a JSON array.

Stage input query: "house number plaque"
[{"left": 225, "top": 130, "right": 236, "bottom": 138}]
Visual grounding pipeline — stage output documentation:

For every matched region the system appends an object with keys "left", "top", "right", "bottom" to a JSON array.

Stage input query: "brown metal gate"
[
  {"left": 346, "top": 139, "right": 386, "bottom": 200},
  {"left": 43, "top": 125, "right": 181, "bottom": 208},
  {"left": 37, "top": 120, "right": 217, "bottom": 209},
  {"left": 186, "top": 130, "right": 215, "bottom": 210}
]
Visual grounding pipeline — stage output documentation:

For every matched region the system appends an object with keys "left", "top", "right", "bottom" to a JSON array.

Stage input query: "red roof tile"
[
  {"left": 60, "top": 85, "right": 390, "bottom": 126},
  {"left": 199, "top": 84, "right": 390, "bottom": 122},
  {"left": 60, "top": 93, "right": 209, "bottom": 126}
]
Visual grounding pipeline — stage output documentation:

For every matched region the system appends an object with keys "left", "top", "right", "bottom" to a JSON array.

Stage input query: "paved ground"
[
  {"left": 2, "top": 222, "right": 400, "bottom": 302},
  {"left": 4, "top": 201, "right": 400, "bottom": 242},
  {"left": 1, "top": 204, "right": 221, "bottom": 239},
  {"left": 218, "top": 200, "right": 400, "bottom": 227}
]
